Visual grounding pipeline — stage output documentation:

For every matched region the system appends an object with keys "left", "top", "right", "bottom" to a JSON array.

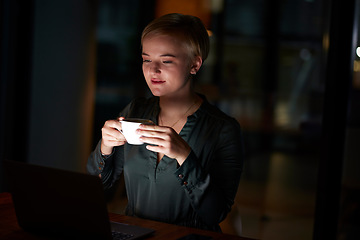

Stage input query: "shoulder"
[
  {"left": 196, "top": 96, "right": 244, "bottom": 156},
  {"left": 197, "top": 96, "right": 243, "bottom": 145},
  {"left": 198, "top": 97, "right": 241, "bottom": 131}
]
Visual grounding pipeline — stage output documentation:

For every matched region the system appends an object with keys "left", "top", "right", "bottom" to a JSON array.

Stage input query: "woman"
[{"left": 87, "top": 13, "right": 244, "bottom": 232}]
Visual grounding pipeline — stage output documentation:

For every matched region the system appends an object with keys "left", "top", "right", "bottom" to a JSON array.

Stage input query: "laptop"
[{"left": 3, "top": 160, "right": 155, "bottom": 240}]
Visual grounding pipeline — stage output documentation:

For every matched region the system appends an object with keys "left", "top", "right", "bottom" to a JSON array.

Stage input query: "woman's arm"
[
  {"left": 87, "top": 101, "right": 134, "bottom": 188},
  {"left": 174, "top": 120, "right": 244, "bottom": 226}
]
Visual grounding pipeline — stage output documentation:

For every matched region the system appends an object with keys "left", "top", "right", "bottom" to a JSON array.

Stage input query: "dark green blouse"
[{"left": 87, "top": 95, "right": 244, "bottom": 231}]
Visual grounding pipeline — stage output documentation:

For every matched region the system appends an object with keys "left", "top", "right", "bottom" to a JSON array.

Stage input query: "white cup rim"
[{"left": 120, "top": 118, "right": 153, "bottom": 124}]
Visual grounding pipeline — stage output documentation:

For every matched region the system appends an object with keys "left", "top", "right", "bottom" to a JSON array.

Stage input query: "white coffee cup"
[{"left": 120, "top": 118, "right": 154, "bottom": 145}]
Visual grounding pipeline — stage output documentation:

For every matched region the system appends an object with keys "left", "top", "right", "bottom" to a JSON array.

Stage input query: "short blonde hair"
[{"left": 141, "top": 13, "right": 210, "bottom": 62}]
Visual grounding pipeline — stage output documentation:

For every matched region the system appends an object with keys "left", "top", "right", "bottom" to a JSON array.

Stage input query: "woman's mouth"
[{"left": 151, "top": 79, "right": 166, "bottom": 84}]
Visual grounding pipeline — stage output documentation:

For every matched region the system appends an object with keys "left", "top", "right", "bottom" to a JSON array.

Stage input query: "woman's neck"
[{"left": 159, "top": 92, "right": 200, "bottom": 116}]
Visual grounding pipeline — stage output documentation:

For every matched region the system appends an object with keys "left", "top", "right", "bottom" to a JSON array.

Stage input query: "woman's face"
[{"left": 142, "top": 34, "right": 197, "bottom": 97}]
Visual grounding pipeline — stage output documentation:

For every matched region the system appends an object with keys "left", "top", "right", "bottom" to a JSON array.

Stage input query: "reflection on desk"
[{"left": 0, "top": 192, "right": 256, "bottom": 240}]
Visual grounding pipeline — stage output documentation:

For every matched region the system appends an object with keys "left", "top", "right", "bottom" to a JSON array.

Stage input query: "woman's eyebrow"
[
  {"left": 160, "top": 54, "right": 176, "bottom": 57},
  {"left": 142, "top": 52, "right": 176, "bottom": 58}
]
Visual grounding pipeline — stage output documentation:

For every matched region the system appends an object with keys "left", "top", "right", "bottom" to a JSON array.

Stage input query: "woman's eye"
[
  {"left": 163, "top": 61, "right": 172, "bottom": 64},
  {"left": 143, "top": 59, "right": 151, "bottom": 63}
]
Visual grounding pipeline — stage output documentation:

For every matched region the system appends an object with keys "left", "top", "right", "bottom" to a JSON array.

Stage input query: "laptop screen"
[
  {"left": 4, "top": 160, "right": 118, "bottom": 239},
  {"left": 4, "top": 160, "right": 154, "bottom": 239}
]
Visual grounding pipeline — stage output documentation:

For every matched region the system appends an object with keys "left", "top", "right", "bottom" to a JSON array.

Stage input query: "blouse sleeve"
[
  {"left": 86, "top": 101, "right": 134, "bottom": 189},
  {"left": 174, "top": 119, "right": 244, "bottom": 226},
  {"left": 87, "top": 140, "right": 124, "bottom": 190}
]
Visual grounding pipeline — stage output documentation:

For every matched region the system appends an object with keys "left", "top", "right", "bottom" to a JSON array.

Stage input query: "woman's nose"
[{"left": 149, "top": 62, "right": 160, "bottom": 73}]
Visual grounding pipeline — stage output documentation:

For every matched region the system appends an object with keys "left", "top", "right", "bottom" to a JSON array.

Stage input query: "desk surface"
[{"left": 0, "top": 192, "right": 254, "bottom": 240}]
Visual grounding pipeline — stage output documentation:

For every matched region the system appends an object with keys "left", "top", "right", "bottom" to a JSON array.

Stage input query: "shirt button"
[
  {"left": 100, "top": 162, "right": 104, "bottom": 165},
  {"left": 98, "top": 167, "right": 102, "bottom": 170},
  {"left": 183, "top": 181, "right": 188, "bottom": 186},
  {"left": 178, "top": 174, "right": 184, "bottom": 179}
]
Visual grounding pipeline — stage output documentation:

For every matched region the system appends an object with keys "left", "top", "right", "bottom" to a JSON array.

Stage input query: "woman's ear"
[{"left": 190, "top": 56, "right": 203, "bottom": 75}]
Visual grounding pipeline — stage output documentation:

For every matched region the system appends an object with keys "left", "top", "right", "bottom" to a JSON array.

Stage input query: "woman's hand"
[
  {"left": 100, "top": 117, "right": 126, "bottom": 155},
  {"left": 137, "top": 124, "right": 191, "bottom": 165}
]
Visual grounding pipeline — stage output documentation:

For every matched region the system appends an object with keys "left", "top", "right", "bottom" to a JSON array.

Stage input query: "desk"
[{"left": 0, "top": 192, "right": 254, "bottom": 240}]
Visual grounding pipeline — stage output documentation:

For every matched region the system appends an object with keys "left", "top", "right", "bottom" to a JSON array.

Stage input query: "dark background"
[{"left": 1, "top": 0, "right": 359, "bottom": 239}]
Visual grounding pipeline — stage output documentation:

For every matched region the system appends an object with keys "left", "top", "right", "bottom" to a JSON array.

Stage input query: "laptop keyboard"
[{"left": 111, "top": 231, "right": 134, "bottom": 240}]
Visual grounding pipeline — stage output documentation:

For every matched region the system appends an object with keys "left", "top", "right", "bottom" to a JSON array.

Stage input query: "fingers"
[
  {"left": 138, "top": 126, "right": 179, "bottom": 149},
  {"left": 141, "top": 134, "right": 169, "bottom": 147},
  {"left": 145, "top": 144, "right": 164, "bottom": 154},
  {"left": 101, "top": 119, "right": 126, "bottom": 147},
  {"left": 102, "top": 127, "right": 123, "bottom": 142},
  {"left": 139, "top": 124, "right": 168, "bottom": 133},
  {"left": 137, "top": 125, "right": 172, "bottom": 143},
  {"left": 104, "top": 119, "right": 122, "bottom": 131},
  {"left": 141, "top": 129, "right": 190, "bottom": 165}
]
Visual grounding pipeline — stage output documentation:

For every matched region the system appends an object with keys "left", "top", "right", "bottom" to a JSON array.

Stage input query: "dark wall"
[
  {"left": 0, "top": 0, "right": 34, "bottom": 192},
  {"left": 1, "top": 0, "right": 98, "bottom": 192}
]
